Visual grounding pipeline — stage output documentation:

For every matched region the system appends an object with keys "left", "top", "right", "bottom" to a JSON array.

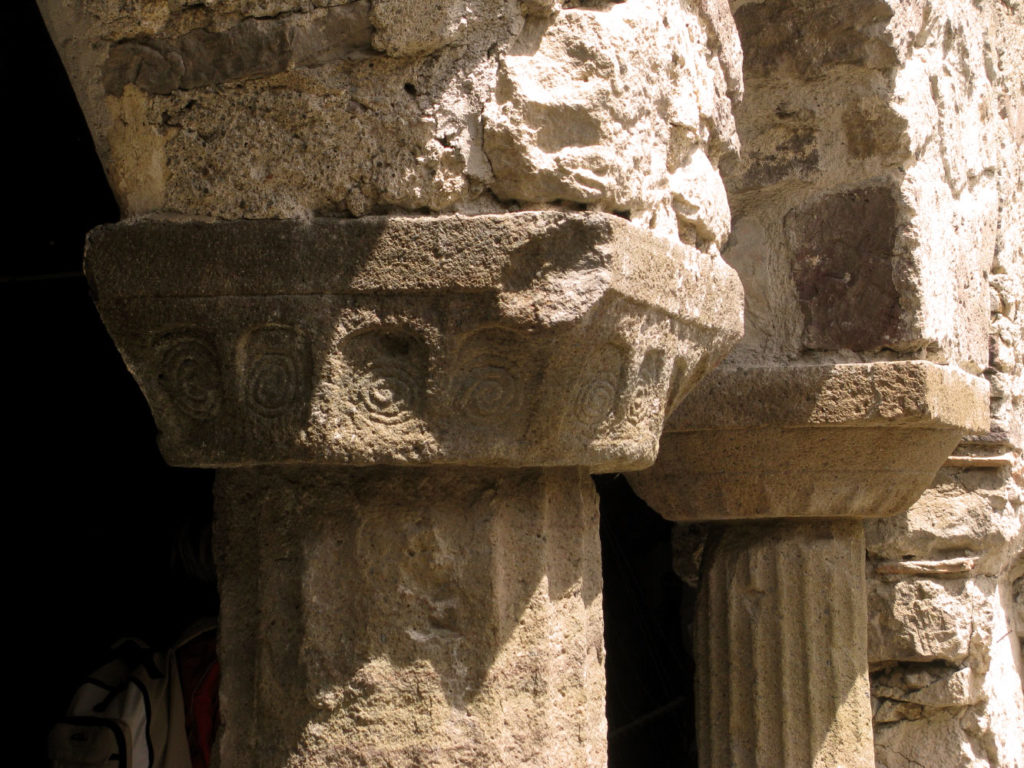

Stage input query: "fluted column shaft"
[
  {"left": 695, "top": 520, "right": 873, "bottom": 768},
  {"left": 627, "top": 364, "right": 988, "bottom": 768}
]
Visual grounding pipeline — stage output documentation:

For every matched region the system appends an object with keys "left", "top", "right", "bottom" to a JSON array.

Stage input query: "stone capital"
[
  {"left": 626, "top": 361, "right": 990, "bottom": 520},
  {"left": 87, "top": 212, "right": 742, "bottom": 471}
]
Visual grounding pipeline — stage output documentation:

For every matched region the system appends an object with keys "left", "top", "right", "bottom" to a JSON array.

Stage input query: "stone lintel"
[
  {"left": 626, "top": 362, "right": 989, "bottom": 520},
  {"left": 86, "top": 212, "right": 742, "bottom": 471}
]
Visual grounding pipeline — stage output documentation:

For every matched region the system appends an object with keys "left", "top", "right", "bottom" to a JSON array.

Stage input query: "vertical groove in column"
[
  {"left": 801, "top": 542, "right": 822, "bottom": 765},
  {"left": 773, "top": 542, "right": 794, "bottom": 768},
  {"left": 696, "top": 534, "right": 730, "bottom": 768},
  {"left": 215, "top": 466, "right": 607, "bottom": 768},
  {"left": 695, "top": 520, "right": 874, "bottom": 768},
  {"left": 727, "top": 555, "right": 745, "bottom": 766},
  {"left": 752, "top": 542, "right": 784, "bottom": 767}
]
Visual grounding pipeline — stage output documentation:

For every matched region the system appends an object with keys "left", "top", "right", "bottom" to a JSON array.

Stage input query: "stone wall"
[
  {"left": 718, "top": 0, "right": 1024, "bottom": 764},
  {"left": 35, "top": 0, "right": 1024, "bottom": 765},
  {"left": 861, "top": 1, "right": 1024, "bottom": 766}
]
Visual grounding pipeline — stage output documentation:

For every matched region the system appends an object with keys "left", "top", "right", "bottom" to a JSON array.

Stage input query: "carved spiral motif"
[
  {"left": 452, "top": 337, "right": 524, "bottom": 424},
  {"left": 342, "top": 330, "right": 427, "bottom": 427},
  {"left": 356, "top": 362, "right": 420, "bottom": 425},
  {"left": 242, "top": 326, "right": 304, "bottom": 418},
  {"left": 247, "top": 353, "right": 297, "bottom": 416},
  {"left": 571, "top": 344, "right": 626, "bottom": 428},
  {"left": 157, "top": 336, "right": 222, "bottom": 419}
]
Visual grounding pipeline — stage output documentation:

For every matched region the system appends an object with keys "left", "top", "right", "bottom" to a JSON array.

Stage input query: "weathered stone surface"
[
  {"left": 868, "top": 576, "right": 1024, "bottom": 768},
  {"left": 865, "top": 458, "right": 1024, "bottom": 768},
  {"left": 37, "top": 0, "right": 739, "bottom": 250},
  {"left": 626, "top": 362, "right": 989, "bottom": 521},
  {"left": 719, "top": 0, "right": 1007, "bottom": 372},
  {"left": 86, "top": 212, "right": 743, "bottom": 470},
  {"left": 866, "top": 464, "right": 1024, "bottom": 576},
  {"left": 694, "top": 519, "right": 874, "bottom": 768},
  {"left": 484, "top": 0, "right": 737, "bottom": 246},
  {"left": 102, "top": 3, "right": 375, "bottom": 96},
  {"left": 215, "top": 466, "right": 606, "bottom": 768},
  {"left": 785, "top": 185, "right": 902, "bottom": 351},
  {"left": 733, "top": 0, "right": 897, "bottom": 81},
  {"left": 713, "top": 1, "right": 1024, "bottom": 764}
]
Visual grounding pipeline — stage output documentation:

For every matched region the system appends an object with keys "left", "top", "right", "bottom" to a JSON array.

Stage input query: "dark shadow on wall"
[
  {"left": 595, "top": 473, "right": 698, "bottom": 768},
  {"left": 3, "top": 5, "right": 216, "bottom": 767}
]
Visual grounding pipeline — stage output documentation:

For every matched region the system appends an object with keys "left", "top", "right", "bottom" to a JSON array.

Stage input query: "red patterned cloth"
[{"left": 176, "top": 628, "right": 219, "bottom": 768}]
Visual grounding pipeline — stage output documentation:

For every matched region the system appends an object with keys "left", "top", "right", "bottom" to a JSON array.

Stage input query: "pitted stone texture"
[
  {"left": 214, "top": 466, "right": 606, "bottom": 768},
  {"left": 625, "top": 362, "right": 989, "bottom": 521},
  {"left": 717, "top": 0, "right": 1013, "bottom": 373},
  {"left": 483, "top": 0, "right": 739, "bottom": 246},
  {"left": 864, "top": 458, "right": 1024, "bottom": 768},
  {"left": 694, "top": 520, "right": 874, "bottom": 768},
  {"left": 37, "top": 0, "right": 740, "bottom": 250},
  {"left": 85, "top": 212, "right": 742, "bottom": 469},
  {"left": 867, "top": 575, "right": 1024, "bottom": 768}
]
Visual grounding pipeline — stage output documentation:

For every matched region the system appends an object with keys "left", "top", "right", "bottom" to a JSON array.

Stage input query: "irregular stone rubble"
[
  {"left": 37, "top": 0, "right": 741, "bottom": 251},
  {"left": 862, "top": 1, "right": 1024, "bottom": 765},
  {"left": 722, "top": 0, "right": 1004, "bottom": 373}
]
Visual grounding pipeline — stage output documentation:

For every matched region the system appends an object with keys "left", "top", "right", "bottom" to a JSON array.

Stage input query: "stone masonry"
[{"left": 38, "top": 0, "right": 1023, "bottom": 766}]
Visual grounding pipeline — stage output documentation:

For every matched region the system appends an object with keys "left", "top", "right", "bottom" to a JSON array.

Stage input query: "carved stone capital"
[
  {"left": 87, "top": 212, "right": 742, "bottom": 471},
  {"left": 627, "top": 361, "right": 990, "bottom": 520}
]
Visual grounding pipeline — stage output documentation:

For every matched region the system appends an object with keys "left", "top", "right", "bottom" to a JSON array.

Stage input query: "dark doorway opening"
[
  {"left": 596, "top": 473, "right": 698, "bottom": 768},
  {"left": 5, "top": 7, "right": 217, "bottom": 766}
]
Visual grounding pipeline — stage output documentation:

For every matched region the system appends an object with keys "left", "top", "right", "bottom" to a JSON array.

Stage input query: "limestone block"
[
  {"left": 214, "top": 466, "right": 606, "bottom": 768},
  {"left": 694, "top": 520, "right": 874, "bottom": 768},
  {"left": 85, "top": 212, "right": 743, "bottom": 470},
  {"left": 867, "top": 578, "right": 979, "bottom": 664},
  {"left": 866, "top": 572, "right": 1024, "bottom": 766},
  {"left": 873, "top": 665, "right": 983, "bottom": 717},
  {"left": 37, "top": 0, "right": 740, "bottom": 246},
  {"left": 865, "top": 464, "right": 1024, "bottom": 575},
  {"left": 483, "top": 0, "right": 738, "bottom": 245},
  {"left": 717, "top": 0, "right": 1017, "bottom": 372},
  {"left": 626, "top": 362, "right": 989, "bottom": 521}
]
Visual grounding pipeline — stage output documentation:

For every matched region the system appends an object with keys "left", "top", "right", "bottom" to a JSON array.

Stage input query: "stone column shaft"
[
  {"left": 215, "top": 466, "right": 606, "bottom": 768},
  {"left": 696, "top": 520, "right": 872, "bottom": 768}
]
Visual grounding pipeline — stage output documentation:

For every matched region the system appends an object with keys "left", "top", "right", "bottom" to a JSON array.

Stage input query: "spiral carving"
[
  {"left": 243, "top": 326, "right": 303, "bottom": 417},
  {"left": 248, "top": 353, "right": 297, "bottom": 416},
  {"left": 571, "top": 344, "right": 627, "bottom": 428},
  {"left": 341, "top": 329, "right": 427, "bottom": 427},
  {"left": 156, "top": 335, "right": 222, "bottom": 419},
  {"left": 451, "top": 329, "right": 527, "bottom": 424}
]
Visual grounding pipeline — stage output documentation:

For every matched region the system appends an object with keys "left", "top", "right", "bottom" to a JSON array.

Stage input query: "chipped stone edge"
[{"left": 664, "top": 361, "right": 990, "bottom": 434}]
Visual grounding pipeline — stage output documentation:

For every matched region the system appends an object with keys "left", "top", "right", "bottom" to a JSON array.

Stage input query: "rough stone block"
[
  {"left": 86, "top": 212, "right": 742, "bottom": 470},
  {"left": 626, "top": 362, "right": 989, "bottom": 521},
  {"left": 37, "top": 0, "right": 740, "bottom": 245},
  {"left": 784, "top": 185, "right": 901, "bottom": 351}
]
